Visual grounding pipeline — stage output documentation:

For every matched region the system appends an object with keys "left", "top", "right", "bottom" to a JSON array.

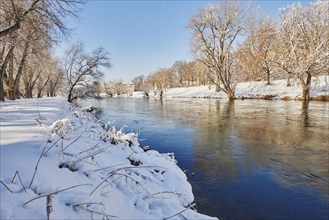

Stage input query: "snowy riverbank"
[
  {"left": 138, "top": 76, "right": 329, "bottom": 100},
  {"left": 0, "top": 97, "right": 216, "bottom": 219}
]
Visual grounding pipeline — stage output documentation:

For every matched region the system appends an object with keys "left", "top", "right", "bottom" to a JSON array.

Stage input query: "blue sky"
[{"left": 55, "top": 0, "right": 310, "bottom": 83}]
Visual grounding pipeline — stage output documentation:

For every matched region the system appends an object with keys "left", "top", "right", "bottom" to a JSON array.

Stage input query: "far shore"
[{"left": 126, "top": 76, "right": 329, "bottom": 101}]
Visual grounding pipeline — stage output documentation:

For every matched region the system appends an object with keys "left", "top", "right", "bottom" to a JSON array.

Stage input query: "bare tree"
[
  {"left": 3, "top": 18, "right": 52, "bottom": 100},
  {"left": 0, "top": 0, "right": 40, "bottom": 38},
  {"left": 187, "top": 2, "right": 251, "bottom": 100},
  {"left": 36, "top": 64, "right": 52, "bottom": 98},
  {"left": 238, "top": 15, "right": 277, "bottom": 85},
  {"left": 172, "top": 60, "right": 187, "bottom": 87},
  {"left": 62, "top": 42, "right": 111, "bottom": 103},
  {"left": 185, "top": 61, "right": 195, "bottom": 87},
  {"left": 23, "top": 67, "right": 40, "bottom": 98},
  {"left": 131, "top": 75, "right": 145, "bottom": 91},
  {"left": 0, "top": 0, "right": 82, "bottom": 38},
  {"left": 0, "top": 45, "right": 15, "bottom": 100},
  {"left": 145, "top": 67, "right": 175, "bottom": 98},
  {"left": 5, "top": 38, "right": 31, "bottom": 100},
  {"left": 47, "top": 62, "right": 63, "bottom": 97},
  {"left": 194, "top": 60, "right": 209, "bottom": 86},
  {"left": 0, "top": 0, "right": 82, "bottom": 101}
]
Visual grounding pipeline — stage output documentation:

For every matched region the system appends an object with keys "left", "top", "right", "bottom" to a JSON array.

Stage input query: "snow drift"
[
  {"left": 0, "top": 97, "right": 216, "bottom": 219},
  {"left": 151, "top": 76, "right": 329, "bottom": 100}
]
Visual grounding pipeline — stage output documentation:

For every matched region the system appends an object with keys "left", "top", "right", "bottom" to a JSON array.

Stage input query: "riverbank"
[
  {"left": 138, "top": 76, "right": 329, "bottom": 101},
  {"left": 0, "top": 97, "right": 216, "bottom": 219}
]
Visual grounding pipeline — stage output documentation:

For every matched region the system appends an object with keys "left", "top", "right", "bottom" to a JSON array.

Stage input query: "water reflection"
[
  {"left": 79, "top": 98, "right": 329, "bottom": 219},
  {"left": 302, "top": 100, "right": 310, "bottom": 127},
  {"left": 180, "top": 100, "right": 328, "bottom": 201}
]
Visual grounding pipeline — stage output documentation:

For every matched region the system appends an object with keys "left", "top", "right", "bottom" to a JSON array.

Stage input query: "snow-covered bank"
[
  {"left": 0, "top": 97, "right": 216, "bottom": 219},
  {"left": 160, "top": 76, "right": 329, "bottom": 100}
]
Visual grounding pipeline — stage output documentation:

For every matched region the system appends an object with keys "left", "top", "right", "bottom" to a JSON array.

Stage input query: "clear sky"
[{"left": 55, "top": 0, "right": 311, "bottom": 83}]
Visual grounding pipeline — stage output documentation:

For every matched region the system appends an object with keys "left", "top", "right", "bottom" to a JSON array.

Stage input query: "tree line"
[
  {"left": 137, "top": 1, "right": 328, "bottom": 100},
  {"left": 1, "top": 1, "right": 327, "bottom": 102},
  {"left": 0, "top": 0, "right": 111, "bottom": 103}
]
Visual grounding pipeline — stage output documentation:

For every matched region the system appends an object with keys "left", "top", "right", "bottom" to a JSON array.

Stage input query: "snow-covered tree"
[
  {"left": 187, "top": 2, "right": 252, "bottom": 100},
  {"left": 274, "top": 1, "right": 329, "bottom": 100}
]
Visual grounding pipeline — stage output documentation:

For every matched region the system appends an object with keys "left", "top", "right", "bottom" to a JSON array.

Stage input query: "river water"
[{"left": 80, "top": 98, "right": 329, "bottom": 219}]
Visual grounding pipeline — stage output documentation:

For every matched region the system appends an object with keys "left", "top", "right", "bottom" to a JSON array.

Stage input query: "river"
[{"left": 79, "top": 98, "right": 329, "bottom": 219}]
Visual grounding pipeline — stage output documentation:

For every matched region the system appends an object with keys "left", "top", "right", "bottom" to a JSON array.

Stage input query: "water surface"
[{"left": 80, "top": 98, "right": 329, "bottom": 219}]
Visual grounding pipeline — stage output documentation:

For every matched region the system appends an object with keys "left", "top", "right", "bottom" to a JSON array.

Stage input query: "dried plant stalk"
[
  {"left": 46, "top": 194, "right": 53, "bottom": 220},
  {"left": 11, "top": 170, "right": 27, "bottom": 192},
  {"left": 0, "top": 180, "right": 13, "bottom": 193}
]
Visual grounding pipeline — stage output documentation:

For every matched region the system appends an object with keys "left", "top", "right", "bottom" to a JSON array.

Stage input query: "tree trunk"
[
  {"left": 68, "top": 93, "right": 72, "bottom": 102},
  {"left": 68, "top": 86, "right": 74, "bottom": 102},
  {"left": 24, "top": 83, "right": 30, "bottom": 98},
  {"left": 1, "top": 45, "right": 15, "bottom": 101},
  {"left": 301, "top": 73, "right": 312, "bottom": 101},
  {"left": 24, "top": 82, "right": 34, "bottom": 98},
  {"left": 37, "top": 88, "right": 43, "bottom": 98},
  {"left": 302, "top": 88, "right": 310, "bottom": 101},
  {"left": 7, "top": 89, "right": 15, "bottom": 100},
  {"left": 286, "top": 75, "right": 291, "bottom": 87},
  {"left": 0, "top": 49, "right": 4, "bottom": 102},
  {"left": 0, "top": 71, "right": 4, "bottom": 101},
  {"left": 14, "top": 75, "right": 21, "bottom": 99},
  {"left": 223, "top": 83, "right": 235, "bottom": 101},
  {"left": 6, "top": 53, "right": 15, "bottom": 100},
  {"left": 37, "top": 75, "right": 50, "bottom": 98},
  {"left": 14, "top": 41, "right": 29, "bottom": 99},
  {"left": 227, "top": 89, "right": 235, "bottom": 101},
  {"left": 266, "top": 69, "right": 271, "bottom": 85},
  {"left": 28, "top": 86, "right": 33, "bottom": 98},
  {"left": 215, "top": 76, "right": 221, "bottom": 92},
  {"left": 49, "top": 88, "right": 55, "bottom": 97},
  {"left": 215, "top": 84, "right": 221, "bottom": 92}
]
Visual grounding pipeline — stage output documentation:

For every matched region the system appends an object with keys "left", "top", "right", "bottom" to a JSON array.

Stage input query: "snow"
[
  {"left": 160, "top": 76, "right": 329, "bottom": 99},
  {"left": 0, "top": 97, "right": 216, "bottom": 219}
]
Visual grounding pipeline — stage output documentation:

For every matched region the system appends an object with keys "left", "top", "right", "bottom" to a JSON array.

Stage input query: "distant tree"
[
  {"left": 36, "top": 57, "right": 55, "bottom": 98},
  {"left": 103, "top": 81, "right": 113, "bottom": 96},
  {"left": 103, "top": 80, "right": 129, "bottom": 96},
  {"left": 238, "top": 15, "right": 277, "bottom": 85},
  {"left": 22, "top": 66, "right": 40, "bottom": 98},
  {"left": 131, "top": 75, "right": 145, "bottom": 91},
  {"left": 145, "top": 67, "right": 175, "bottom": 98},
  {"left": 113, "top": 80, "right": 128, "bottom": 95},
  {"left": 185, "top": 61, "right": 195, "bottom": 87},
  {"left": 185, "top": 60, "right": 208, "bottom": 86},
  {"left": 62, "top": 42, "right": 111, "bottom": 103},
  {"left": 47, "top": 61, "right": 63, "bottom": 97},
  {"left": 187, "top": 2, "right": 252, "bottom": 100},
  {"left": 194, "top": 60, "right": 209, "bottom": 86},
  {"left": 172, "top": 60, "right": 187, "bottom": 87}
]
